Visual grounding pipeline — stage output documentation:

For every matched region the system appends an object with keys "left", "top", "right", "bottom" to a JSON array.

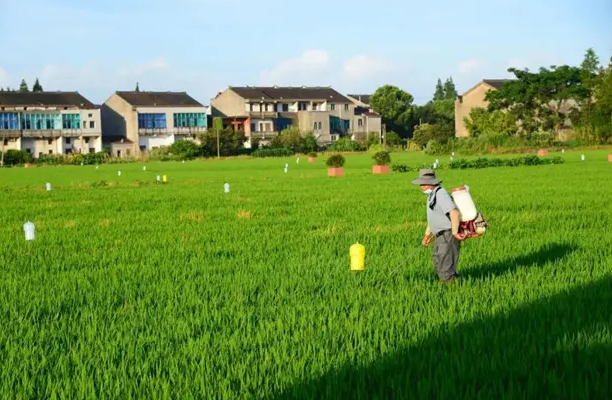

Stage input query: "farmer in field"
[{"left": 412, "top": 169, "right": 465, "bottom": 283}]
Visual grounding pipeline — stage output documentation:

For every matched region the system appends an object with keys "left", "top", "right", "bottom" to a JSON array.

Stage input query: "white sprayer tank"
[{"left": 451, "top": 186, "right": 478, "bottom": 222}]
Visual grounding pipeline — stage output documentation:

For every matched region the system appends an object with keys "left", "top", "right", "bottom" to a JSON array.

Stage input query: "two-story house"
[
  {"left": 211, "top": 86, "right": 355, "bottom": 146},
  {"left": 101, "top": 91, "right": 208, "bottom": 157},
  {"left": 346, "top": 94, "right": 382, "bottom": 141},
  {"left": 0, "top": 91, "right": 102, "bottom": 158}
]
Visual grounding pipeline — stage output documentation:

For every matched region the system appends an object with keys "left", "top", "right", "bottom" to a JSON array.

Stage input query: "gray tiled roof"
[
  {"left": 230, "top": 86, "right": 352, "bottom": 103},
  {"left": 116, "top": 91, "right": 203, "bottom": 107},
  {"left": 0, "top": 91, "right": 96, "bottom": 108}
]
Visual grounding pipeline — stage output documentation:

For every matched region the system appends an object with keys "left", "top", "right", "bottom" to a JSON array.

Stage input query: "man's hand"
[
  {"left": 422, "top": 235, "right": 432, "bottom": 246},
  {"left": 453, "top": 232, "right": 467, "bottom": 241}
]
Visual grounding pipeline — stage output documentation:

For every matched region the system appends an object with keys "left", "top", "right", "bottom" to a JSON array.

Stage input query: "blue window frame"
[
  {"left": 173, "top": 113, "right": 206, "bottom": 128},
  {"left": 62, "top": 114, "right": 81, "bottom": 129},
  {"left": 21, "top": 113, "right": 61, "bottom": 130},
  {"left": 138, "top": 113, "right": 167, "bottom": 129},
  {"left": 0, "top": 113, "right": 19, "bottom": 130}
]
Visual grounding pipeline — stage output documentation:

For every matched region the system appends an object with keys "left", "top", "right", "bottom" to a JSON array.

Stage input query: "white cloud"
[
  {"left": 457, "top": 58, "right": 483, "bottom": 74},
  {"left": 342, "top": 54, "right": 391, "bottom": 81},
  {"left": 259, "top": 49, "right": 331, "bottom": 85}
]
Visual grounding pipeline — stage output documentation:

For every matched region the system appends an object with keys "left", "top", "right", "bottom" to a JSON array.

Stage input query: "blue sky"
[{"left": 0, "top": 0, "right": 610, "bottom": 105}]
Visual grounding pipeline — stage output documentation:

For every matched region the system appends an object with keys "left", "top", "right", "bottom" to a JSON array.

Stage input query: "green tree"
[
  {"left": 198, "top": 127, "right": 246, "bottom": 156},
  {"left": 271, "top": 126, "right": 304, "bottom": 152},
  {"left": 384, "top": 131, "right": 401, "bottom": 146},
  {"left": 32, "top": 78, "right": 43, "bottom": 92},
  {"left": 464, "top": 107, "right": 516, "bottom": 137},
  {"left": 167, "top": 140, "right": 201, "bottom": 159},
  {"left": 19, "top": 79, "right": 29, "bottom": 92},
  {"left": 412, "top": 123, "right": 435, "bottom": 148},
  {"left": 443, "top": 77, "right": 458, "bottom": 100},
  {"left": 370, "top": 85, "right": 414, "bottom": 137},
  {"left": 135, "top": 82, "right": 140, "bottom": 92},
  {"left": 433, "top": 79, "right": 445, "bottom": 101},
  {"left": 486, "top": 65, "right": 587, "bottom": 137}
]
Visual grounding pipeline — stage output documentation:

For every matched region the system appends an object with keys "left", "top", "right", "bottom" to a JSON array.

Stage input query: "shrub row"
[
  {"left": 251, "top": 148, "right": 295, "bottom": 158},
  {"left": 448, "top": 155, "right": 564, "bottom": 169},
  {"left": 389, "top": 155, "right": 564, "bottom": 173}
]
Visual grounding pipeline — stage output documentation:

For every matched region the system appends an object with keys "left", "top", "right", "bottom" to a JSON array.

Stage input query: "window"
[
  {"left": 298, "top": 102, "right": 307, "bottom": 111},
  {"left": 89, "top": 148, "right": 95, "bottom": 154},
  {"left": 0, "top": 113, "right": 19, "bottom": 130},
  {"left": 65, "top": 138, "right": 71, "bottom": 144},
  {"left": 22, "top": 113, "right": 61, "bottom": 130},
  {"left": 48, "top": 150, "right": 53, "bottom": 154},
  {"left": 26, "top": 148, "right": 31, "bottom": 154},
  {"left": 344, "top": 104, "right": 349, "bottom": 111},
  {"left": 318, "top": 122, "right": 322, "bottom": 129},
  {"left": 66, "top": 149, "right": 72, "bottom": 154},
  {"left": 251, "top": 123, "right": 256, "bottom": 132},
  {"left": 48, "top": 139, "right": 53, "bottom": 145},
  {"left": 3, "top": 139, "right": 8, "bottom": 146},
  {"left": 330, "top": 104, "right": 335, "bottom": 110},
  {"left": 173, "top": 113, "right": 206, "bottom": 128},
  {"left": 140, "top": 145, "right": 146, "bottom": 151},
  {"left": 89, "top": 121, "right": 95, "bottom": 129},
  {"left": 138, "top": 113, "right": 167, "bottom": 129},
  {"left": 358, "top": 119, "right": 363, "bottom": 127},
  {"left": 117, "top": 150, "right": 121, "bottom": 157},
  {"left": 62, "top": 114, "right": 81, "bottom": 129},
  {"left": 313, "top": 122, "right": 317, "bottom": 130},
  {"left": 88, "top": 113, "right": 93, "bottom": 118},
  {"left": 84, "top": 138, "right": 90, "bottom": 144}
]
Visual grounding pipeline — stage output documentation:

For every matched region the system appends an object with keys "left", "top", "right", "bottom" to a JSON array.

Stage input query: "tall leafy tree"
[
  {"left": 32, "top": 78, "right": 43, "bottom": 92},
  {"left": 19, "top": 79, "right": 29, "bottom": 92},
  {"left": 135, "top": 82, "right": 140, "bottom": 92},
  {"left": 370, "top": 85, "right": 414, "bottom": 137},
  {"left": 443, "top": 77, "right": 458, "bottom": 99},
  {"left": 486, "top": 65, "right": 587, "bottom": 137},
  {"left": 433, "top": 79, "right": 445, "bottom": 101}
]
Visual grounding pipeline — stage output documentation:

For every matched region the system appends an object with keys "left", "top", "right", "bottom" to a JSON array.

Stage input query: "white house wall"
[{"left": 139, "top": 135, "right": 174, "bottom": 150}]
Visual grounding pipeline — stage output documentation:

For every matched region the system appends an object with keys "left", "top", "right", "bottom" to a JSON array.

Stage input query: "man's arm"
[{"left": 449, "top": 209, "right": 460, "bottom": 234}]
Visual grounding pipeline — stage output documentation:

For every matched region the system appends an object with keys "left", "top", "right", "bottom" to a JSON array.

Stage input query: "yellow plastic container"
[
  {"left": 350, "top": 243, "right": 365, "bottom": 271},
  {"left": 162, "top": 175, "right": 167, "bottom": 182}
]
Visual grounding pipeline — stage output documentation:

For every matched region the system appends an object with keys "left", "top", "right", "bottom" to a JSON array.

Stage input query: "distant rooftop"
[
  {"left": 115, "top": 91, "right": 203, "bottom": 107},
  {"left": 229, "top": 86, "right": 352, "bottom": 103},
  {"left": 0, "top": 91, "right": 96, "bottom": 109},
  {"left": 482, "top": 79, "right": 512, "bottom": 90},
  {"left": 347, "top": 94, "right": 371, "bottom": 105}
]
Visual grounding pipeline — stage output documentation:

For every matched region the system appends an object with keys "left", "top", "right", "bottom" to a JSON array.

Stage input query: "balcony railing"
[
  {"left": 247, "top": 111, "right": 279, "bottom": 118},
  {"left": 174, "top": 127, "right": 205, "bottom": 135},
  {"left": 138, "top": 128, "right": 172, "bottom": 136},
  {"left": 22, "top": 129, "right": 62, "bottom": 138},
  {"left": 0, "top": 130, "right": 21, "bottom": 139}
]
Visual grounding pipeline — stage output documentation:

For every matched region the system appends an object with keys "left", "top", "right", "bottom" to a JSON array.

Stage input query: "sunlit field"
[{"left": 1, "top": 149, "right": 611, "bottom": 399}]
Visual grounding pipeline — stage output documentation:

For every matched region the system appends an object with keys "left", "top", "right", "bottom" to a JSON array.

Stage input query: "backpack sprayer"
[{"left": 450, "top": 185, "right": 488, "bottom": 238}]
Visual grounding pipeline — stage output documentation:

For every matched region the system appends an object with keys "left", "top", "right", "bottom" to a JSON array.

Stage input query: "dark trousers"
[{"left": 433, "top": 230, "right": 460, "bottom": 280}]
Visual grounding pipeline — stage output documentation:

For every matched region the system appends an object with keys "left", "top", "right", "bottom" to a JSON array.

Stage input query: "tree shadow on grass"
[
  {"left": 461, "top": 242, "right": 577, "bottom": 280},
  {"left": 267, "top": 274, "right": 612, "bottom": 400}
]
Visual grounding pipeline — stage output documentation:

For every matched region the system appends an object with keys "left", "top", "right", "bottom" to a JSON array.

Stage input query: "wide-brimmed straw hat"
[{"left": 411, "top": 168, "right": 442, "bottom": 185}]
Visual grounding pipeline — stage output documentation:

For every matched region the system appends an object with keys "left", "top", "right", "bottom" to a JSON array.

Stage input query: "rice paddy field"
[{"left": 1, "top": 149, "right": 611, "bottom": 399}]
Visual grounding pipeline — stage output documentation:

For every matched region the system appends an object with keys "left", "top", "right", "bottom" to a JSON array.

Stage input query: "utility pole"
[
  {"left": 382, "top": 123, "right": 386, "bottom": 149},
  {"left": 216, "top": 126, "right": 220, "bottom": 158}
]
